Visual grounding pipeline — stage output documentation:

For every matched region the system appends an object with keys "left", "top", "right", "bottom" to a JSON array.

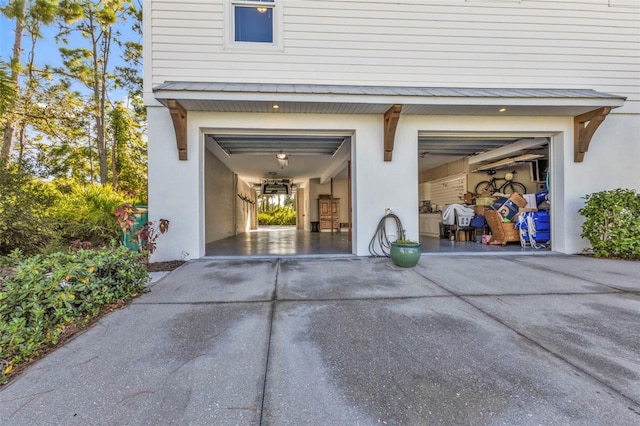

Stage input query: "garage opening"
[
  {"left": 203, "top": 130, "right": 352, "bottom": 257},
  {"left": 417, "top": 133, "right": 551, "bottom": 253}
]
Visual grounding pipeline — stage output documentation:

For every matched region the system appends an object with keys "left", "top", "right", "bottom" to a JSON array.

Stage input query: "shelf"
[{"left": 472, "top": 153, "right": 544, "bottom": 172}]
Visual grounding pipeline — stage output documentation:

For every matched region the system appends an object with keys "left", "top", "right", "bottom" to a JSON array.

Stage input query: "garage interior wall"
[
  {"left": 299, "top": 180, "right": 311, "bottom": 231},
  {"left": 204, "top": 149, "right": 257, "bottom": 243},
  {"left": 308, "top": 178, "right": 349, "bottom": 225},
  {"left": 205, "top": 149, "right": 235, "bottom": 243},
  {"left": 235, "top": 178, "right": 256, "bottom": 235},
  {"left": 420, "top": 159, "right": 542, "bottom": 195}
]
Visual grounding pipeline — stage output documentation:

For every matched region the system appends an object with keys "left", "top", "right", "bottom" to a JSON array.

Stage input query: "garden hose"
[{"left": 368, "top": 213, "right": 405, "bottom": 257}]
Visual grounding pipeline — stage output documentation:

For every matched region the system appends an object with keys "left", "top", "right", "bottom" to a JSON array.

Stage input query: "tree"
[
  {"left": 0, "top": 0, "right": 58, "bottom": 166},
  {"left": 0, "top": 0, "right": 26, "bottom": 165},
  {"left": 0, "top": 62, "right": 15, "bottom": 117},
  {"left": 108, "top": 102, "right": 147, "bottom": 197},
  {"left": 56, "top": 0, "right": 135, "bottom": 185}
]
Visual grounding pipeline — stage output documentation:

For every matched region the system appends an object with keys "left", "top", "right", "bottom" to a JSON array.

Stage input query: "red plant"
[
  {"left": 115, "top": 203, "right": 170, "bottom": 259},
  {"left": 135, "top": 219, "right": 170, "bottom": 255},
  {"left": 115, "top": 203, "right": 137, "bottom": 232}
]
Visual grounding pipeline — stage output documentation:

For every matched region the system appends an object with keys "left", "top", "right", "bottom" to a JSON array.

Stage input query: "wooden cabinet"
[{"left": 318, "top": 198, "right": 340, "bottom": 231}]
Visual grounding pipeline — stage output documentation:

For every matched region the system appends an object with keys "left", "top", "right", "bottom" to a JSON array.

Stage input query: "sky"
[{"left": 0, "top": 7, "right": 140, "bottom": 102}]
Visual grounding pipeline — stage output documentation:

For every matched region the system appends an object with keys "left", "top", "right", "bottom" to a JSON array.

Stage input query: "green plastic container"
[{"left": 121, "top": 205, "right": 148, "bottom": 251}]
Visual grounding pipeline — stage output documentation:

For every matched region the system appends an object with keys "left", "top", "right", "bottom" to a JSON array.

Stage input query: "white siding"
[{"left": 146, "top": 0, "right": 640, "bottom": 113}]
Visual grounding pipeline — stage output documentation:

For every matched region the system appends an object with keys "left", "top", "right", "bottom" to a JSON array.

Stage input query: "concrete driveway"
[{"left": 1, "top": 255, "right": 639, "bottom": 425}]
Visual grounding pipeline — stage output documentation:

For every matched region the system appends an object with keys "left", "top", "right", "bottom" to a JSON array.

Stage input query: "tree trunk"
[
  {"left": 111, "top": 129, "right": 118, "bottom": 190},
  {"left": 17, "top": 121, "right": 25, "bottom": 168},
  {"left": 88, "top": 11, "right": 109, "bottom": 185},
  {"left": 0, "top": 0, "right": 26, "bottom": 166}
]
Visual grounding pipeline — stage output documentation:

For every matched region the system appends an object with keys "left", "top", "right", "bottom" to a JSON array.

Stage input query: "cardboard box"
[
  {"left": 492, "top": 193, "right": 528, "bottom": 221},
  {"left": 456, "top": 230, "right": 468, "bottom": 241},
  {"left": 463, "top": 192, "right": 474, "bottom": 205}
]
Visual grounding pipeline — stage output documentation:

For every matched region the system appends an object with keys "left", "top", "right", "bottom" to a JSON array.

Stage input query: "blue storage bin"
[
  {"left": 517, "top": 211, "right": 551, "bottom": 242},
  {"left": 521, "top": 230, "right": 551, "bottom": 242},
  {"left": 516, "top": 211, "right": 549, "bottom": 228}
]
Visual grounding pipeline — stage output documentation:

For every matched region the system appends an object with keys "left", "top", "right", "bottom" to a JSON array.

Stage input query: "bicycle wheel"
[
  {"left": 502, "top": 182, "right": 527, "bottom": 195},
  {"left": 474, "top": 181, "right": 494, "bottom": 194}
]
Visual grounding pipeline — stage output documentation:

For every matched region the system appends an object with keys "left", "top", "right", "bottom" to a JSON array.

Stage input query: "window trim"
[{"left": 225, "top": 0, "right": 283, "bottom": 51}]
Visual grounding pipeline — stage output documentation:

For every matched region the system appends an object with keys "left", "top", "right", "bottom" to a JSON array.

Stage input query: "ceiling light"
[
  {"left": 272, "top": 104, "right": 279, "bottom": 110},
  {"left": 276, "top": 152, "right": 289, "bottom": 169},
  {"left": 499, "top": 108, "right": 507, "bottom": 113},
  {"left": 257, "top": 7, "right": 268, "bottom": 13}
]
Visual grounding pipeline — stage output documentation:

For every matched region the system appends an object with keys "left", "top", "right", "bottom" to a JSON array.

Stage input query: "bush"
[
  {"left": 50, "top": 181, "right": 128, "bottom": 246},
  {"left": 0, "top": 246, "right": 148, "bottom": 384},
  {"left": 578, "top": 188, "right": 640, "bottom": 260},
  {"left": 258, "top": 206, "right": 297, "bottom": 225},
  {"left": 0, "top": 166, "right": 59, "bottom": 255}
]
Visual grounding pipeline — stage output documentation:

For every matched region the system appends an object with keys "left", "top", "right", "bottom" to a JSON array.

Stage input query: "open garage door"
[
  {"left": 202, "top": 130, "right": 353, "bottom": 257},
  {"left": 417, "top": 133, "right": 551, "bottom": 254}
]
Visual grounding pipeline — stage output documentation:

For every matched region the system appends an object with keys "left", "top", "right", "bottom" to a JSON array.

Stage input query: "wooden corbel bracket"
[
  {"left": 383, "top": 104, "right": 402, "bottom": 161},
  {"left": 574, "top": 106, "right": 611, "bottom": 163},
  {"left": 167, "top": 99, "right": 188, "bottom": 160}
]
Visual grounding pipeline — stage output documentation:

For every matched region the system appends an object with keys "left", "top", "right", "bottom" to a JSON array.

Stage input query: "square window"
[
  {"left": 232, "top": 0, "right": 276, "bottom": 44},
  {"left": 235, "top": 6, "right": 273, "bottom": 43}
]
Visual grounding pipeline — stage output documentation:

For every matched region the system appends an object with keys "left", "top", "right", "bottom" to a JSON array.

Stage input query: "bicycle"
[{"left": 474, "top": 170, "right": 527, "bottom": 195}]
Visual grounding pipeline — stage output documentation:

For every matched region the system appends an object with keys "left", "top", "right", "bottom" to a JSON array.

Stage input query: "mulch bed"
[{"left": 146, "top": 260, "right": 186, "bottom": 272}]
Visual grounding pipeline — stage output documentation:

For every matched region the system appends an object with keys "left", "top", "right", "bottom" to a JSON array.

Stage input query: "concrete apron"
[{"left": 1, "top": 255, "right": 639, "bottom": 425}]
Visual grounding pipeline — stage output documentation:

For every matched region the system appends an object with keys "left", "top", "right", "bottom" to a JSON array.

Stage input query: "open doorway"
[
  {"left": 417, "top": 133, "right": 551, "bottom": 253},
  {"left": 203, "top": 130, "right": 352, "bottom": 257}
]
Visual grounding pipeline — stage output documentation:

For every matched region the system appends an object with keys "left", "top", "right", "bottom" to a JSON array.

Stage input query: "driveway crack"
[{"left": 258, "top": 257, "right": 279, "bottom": 425}]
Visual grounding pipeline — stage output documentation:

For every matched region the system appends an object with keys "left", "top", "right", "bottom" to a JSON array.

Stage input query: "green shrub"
[
  {"left": 0, "top": 166, "right": 59, "bottom": 255},
  {"left": 0, "top": 246, "right": 148, "bottom": 383},
  {"left": 578, "top": 188, "right": 640, "bottom": 260},
  {"left": 50, "top": 181, "right": 129, "bottom": 246},
  {"left": 258, "top": 206, "right": 297, "bottom": 225}
]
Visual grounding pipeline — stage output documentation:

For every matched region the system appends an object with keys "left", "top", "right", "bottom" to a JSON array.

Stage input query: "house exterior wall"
[
  {"left": 147, "top": 106, "right": 203, "bottom": 261},
  {"left": 145, "top": 0, "right": 639, "bottom": 114},
  {"left": 145, "top": 0, "right": 640, "bottom": 260},
  {"left": 148, "top": 108, "right": 611, "bottom": 260}
]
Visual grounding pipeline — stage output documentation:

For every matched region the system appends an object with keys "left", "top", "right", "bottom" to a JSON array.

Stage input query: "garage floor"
[{"left": 205, "top": 226, "right": 546, "bottom": 257}]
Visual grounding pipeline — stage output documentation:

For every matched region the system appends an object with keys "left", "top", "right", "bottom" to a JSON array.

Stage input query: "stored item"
[
  {"left": 484, "top": 210, "right": 520, "bottom": 245},
  {"left": 491, "top": 193, "right": 528, "bottom": 221},
  {"left": 470, "top": 215, "right": 487, "bottom": 228},
  {"left": 517, "top": 211, "right": 551, "bottom": 249}
]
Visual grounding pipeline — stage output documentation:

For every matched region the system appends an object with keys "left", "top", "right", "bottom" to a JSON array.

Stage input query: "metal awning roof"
[{"left": 153, "top": 82, "right": 625, "bottom": 116}]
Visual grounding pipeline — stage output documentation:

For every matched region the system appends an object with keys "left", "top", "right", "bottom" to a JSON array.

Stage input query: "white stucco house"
[{"left": 143, "top": 0, "right": 639, "bottom": 261}]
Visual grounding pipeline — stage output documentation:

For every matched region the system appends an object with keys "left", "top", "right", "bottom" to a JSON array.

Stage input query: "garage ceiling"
[
  {"left": 205, "top": 131, "right": 549, "bottom": 190},
  {"left": 418, "top": 136, "right": 522, "bottom": 157},
  {"left": 212, "top": 134, "right": 346, "bottom": 156},
  {"left": 205, "top": 132, "right": 352, "bottom": 188}
]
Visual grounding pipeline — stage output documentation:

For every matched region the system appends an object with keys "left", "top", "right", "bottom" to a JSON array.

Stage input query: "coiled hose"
[{"left": 368, "top": 213, "right": 405, "bottom": 257}]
